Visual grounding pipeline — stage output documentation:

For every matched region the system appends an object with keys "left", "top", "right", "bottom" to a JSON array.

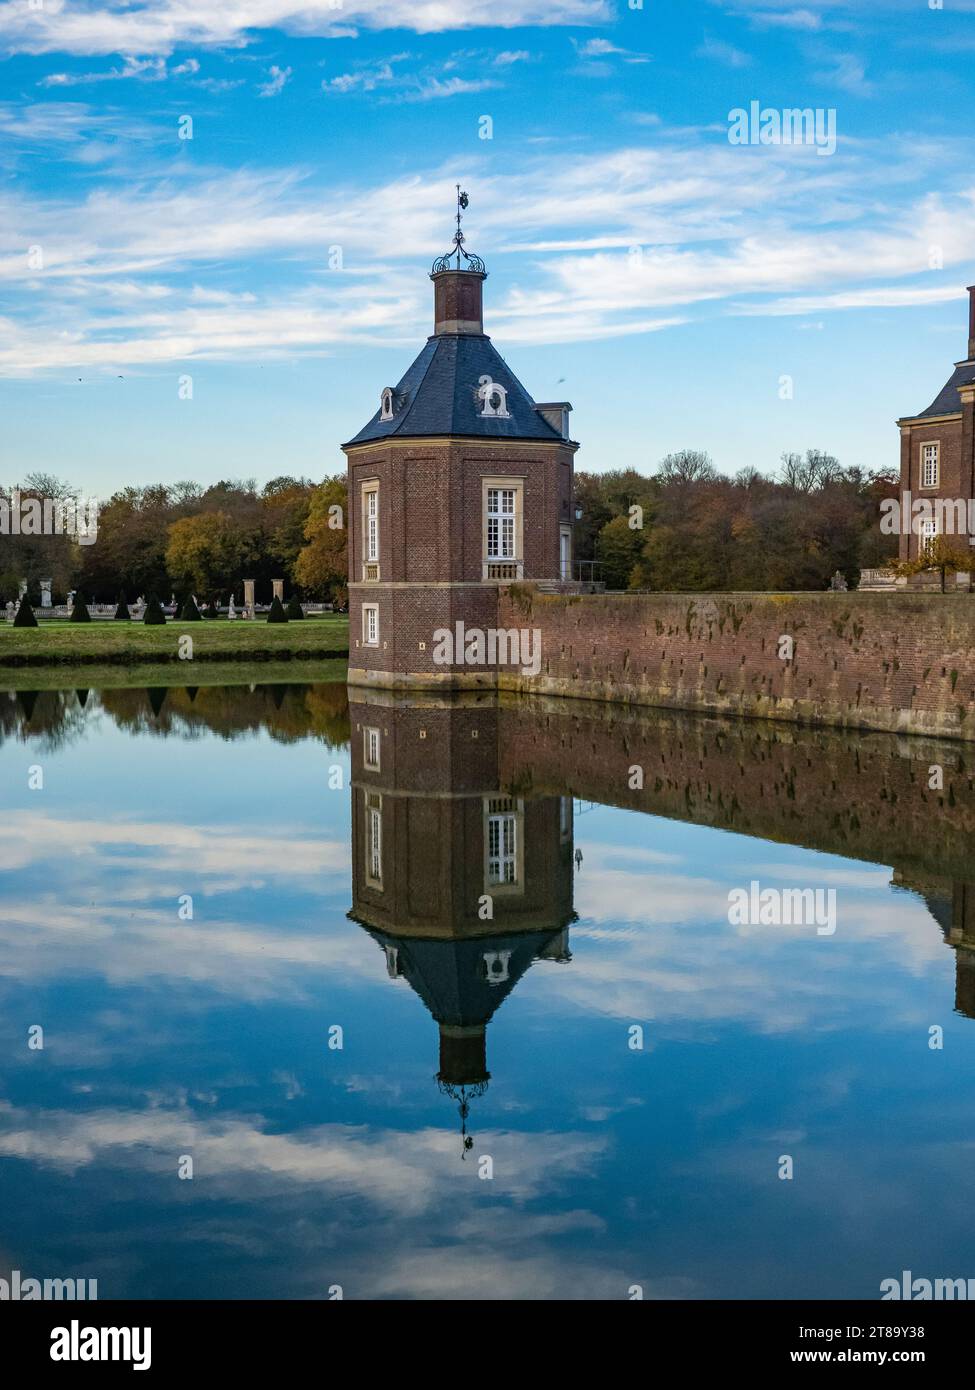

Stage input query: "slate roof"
[
  {"left": 912, "top": 361, "right": 975, "bottom": 420},
  {"left": 344, "top": 333, "right": 565, "bottom": 447},
  {"left": 364, "top": 926, "right": 564, "bottom": 1029}
]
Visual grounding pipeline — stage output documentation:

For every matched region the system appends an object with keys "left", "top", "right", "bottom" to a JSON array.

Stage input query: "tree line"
[
  {"left": 0, "top": 474, "right": 349, "bottom": 607},
  {"left": 3, "top": 448, "right": 899, "bottom": 605},
  {"left": 574, "top": 450, "right": 899, "bottom": 591}
]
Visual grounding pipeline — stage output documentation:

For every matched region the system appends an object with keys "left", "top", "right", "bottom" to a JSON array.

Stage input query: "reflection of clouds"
[
  {"left": 543, "top": 846, "right": 952, "bottom": 1031},
  {"left": 0, "top": 898, "right": 376, "bottom": 999},
  {"left": 368, "top": 1247, "right": 695, "bottom": 1301},
  {"left": 0, "top": 808, "right": 359, "bottom": 1000},
  {"left": 0, "top": 810, "right": 348, "bottom": 885},
  {"left": 0, "top": 1100, "right": 607, "bottom": 1214}
]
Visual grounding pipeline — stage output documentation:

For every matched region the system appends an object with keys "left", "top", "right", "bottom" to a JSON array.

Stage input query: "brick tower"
[{"left": 344, "top": 190, "right": 577, "bottom": 690}]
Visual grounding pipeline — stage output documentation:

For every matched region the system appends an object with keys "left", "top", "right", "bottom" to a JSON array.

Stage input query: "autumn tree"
[
  {"left": 896, "top": 536, "right": 974, "bottom": 593},
  {"left": 294, "top": 475, "right": 348, "bottom": 601},
  {"left": 165, "top": 511, "right": 251, "bottom": 596}
]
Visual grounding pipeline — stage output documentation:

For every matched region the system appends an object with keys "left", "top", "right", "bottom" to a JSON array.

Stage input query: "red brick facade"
[
  {"left": 897, "top": 287, "right": 975, "bottom": 561},
  {"left": 345, "top": 263, "right": 576, "bottom": 688}
]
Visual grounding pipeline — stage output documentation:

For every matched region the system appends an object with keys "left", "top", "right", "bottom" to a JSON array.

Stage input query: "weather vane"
[{"left": 431, "top": 184, "right": 486, "bottom": 275}]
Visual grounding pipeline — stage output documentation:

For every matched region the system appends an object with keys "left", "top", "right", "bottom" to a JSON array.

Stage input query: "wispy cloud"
[
  {"left": 697, "top": 36, "right": 752, "bottom": 67},
  {"left": 257, "top": 64, "right": 292, "bottom": 97},
  {"left": 3, "top": 121, "right": 975, "bottom": 370},
  {"left": 0, "top": 1, "right": 611, "bottom": 59},
  {"left": 37, "top": 56, "right": 168, "bottom": 88}
]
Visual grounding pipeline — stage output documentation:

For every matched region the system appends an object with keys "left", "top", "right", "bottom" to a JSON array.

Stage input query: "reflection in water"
[
  {"left": 2, "top": 679, "right": 975, "bottom": 1297},
  {"left": 348, "top": 695, "right": 577, "bottom": 1156},
  {"left": 1, "top": 682, "right": 350, "bottom": 748}
]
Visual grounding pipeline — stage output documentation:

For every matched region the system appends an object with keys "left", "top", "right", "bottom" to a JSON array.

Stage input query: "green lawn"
[
  {"left": 0, "top": 613, "right": 349, "bottom": 667},
  {"left": 0, "top": 657, "right": 349, "bottom": 693}
]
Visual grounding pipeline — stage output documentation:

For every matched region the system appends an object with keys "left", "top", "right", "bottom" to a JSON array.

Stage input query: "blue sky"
[{"left": 1, "top": 0, "right": 974, "bottom": 495}]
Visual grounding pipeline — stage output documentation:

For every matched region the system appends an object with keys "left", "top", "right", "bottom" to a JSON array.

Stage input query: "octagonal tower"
[{"left": 344, "top": 192, "right": 577, "bottom": 690}]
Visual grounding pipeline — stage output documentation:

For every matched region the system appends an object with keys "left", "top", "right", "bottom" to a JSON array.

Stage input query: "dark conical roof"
[
  {"left": 365, "top": 926, "right": 564, "bottom": 1029},
  {"left": 345, "top": 334, "right": 564, "bottom": 447}
]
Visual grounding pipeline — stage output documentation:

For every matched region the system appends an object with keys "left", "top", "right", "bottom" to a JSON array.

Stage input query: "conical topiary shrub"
[
  {"left": 69, "top": 591, "right": 91, "bottom": 623},
  {"left": 266, "top": 595, "right": 288, "bottom": 623},
  {"left": 143, "top": 595, "right": 166, "bottom": 625},
  {"left": 76, "top": 688, "right": 90, "bottom": 708},
  {"left": 285, "top": 594, "right": 305, "bottom": 620},
  {"left": 114, "top": 591, "right": 131, "bottom": 620},
  {"left": 178, "top": 595, "right": 203, "bottom": 622},
  {"left": 13, "top": 597, "right": 38, "bottom": 627},
  {"left": 146, "top": 687, "right": 167, "bottom": 717},
  {"left": 17, "top": 689, "right": 38, "bottom": 721},
  {"left": 204, "top": 598, "right": 222, "bottom": 620}
]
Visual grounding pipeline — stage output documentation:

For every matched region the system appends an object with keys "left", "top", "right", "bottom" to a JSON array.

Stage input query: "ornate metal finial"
[
  {"left": 431, "top": 184, "right": 487, "bottom": 275},
  {"left": 437, "top": 1075, "right": 489, "bottom": 1159}
]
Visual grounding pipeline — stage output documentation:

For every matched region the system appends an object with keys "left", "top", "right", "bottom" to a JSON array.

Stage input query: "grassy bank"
[
  {"left": 0, "top": 657, "right": 349, "bottom": 693},
  {"left": 0, "top": 614, "right": 349, "bottom": 668}
]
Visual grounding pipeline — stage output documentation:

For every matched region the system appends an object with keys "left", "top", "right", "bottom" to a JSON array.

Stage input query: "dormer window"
[
  {"left": 380, "top": 387, "right": 394, "bottom": 421},
  {"left": 478, "top": 375, "right": 510, "bottom": 418}
]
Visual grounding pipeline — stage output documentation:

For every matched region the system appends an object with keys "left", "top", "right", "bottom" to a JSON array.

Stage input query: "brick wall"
[{"left": 495, "top": 588, "right": 975, "bottom": 741}]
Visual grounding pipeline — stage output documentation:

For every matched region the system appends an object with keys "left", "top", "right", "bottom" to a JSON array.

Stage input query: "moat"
[{"left": 1, "top": 679, "right": 974, "bottom": 1300}]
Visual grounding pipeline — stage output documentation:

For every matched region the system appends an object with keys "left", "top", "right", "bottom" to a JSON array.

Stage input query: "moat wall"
[{"left": 495, "top": 589, "right": 975, "bottom": 743}]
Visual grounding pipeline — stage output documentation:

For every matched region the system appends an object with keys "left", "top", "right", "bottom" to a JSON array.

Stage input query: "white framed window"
[
  {"left": 365, "top": 792, "right": 382, "bottom": 889},
  {"left": 921, "top": 442, "right": 940, "bottom": 489},
  {"left": 362, "top": 483, "right": 379, "bottom": 579},
  {"left": 363, "top": 725, "right": 381, "bottom": 772},
  {"left": 362, "top": 602, "right": 379, "bottom": 646},
  {"left": 484, "top": 795, "right": 524, "bottom": 894},
  {"left": 481, "top": 477, "right": 524, "bottom": 579},
  {"left": 487, "top": 487, "right": 516, "bottom": 558},
  {"left": 919, "top": 517, "right": 938, "bottom": 555}
]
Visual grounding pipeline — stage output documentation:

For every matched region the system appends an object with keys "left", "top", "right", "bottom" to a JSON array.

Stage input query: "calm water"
[{"left": 1, "top": 681, "right": 974, "bottom": 1301}]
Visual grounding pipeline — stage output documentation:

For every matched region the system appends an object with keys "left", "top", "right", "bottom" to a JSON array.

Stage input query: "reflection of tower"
[{"left": 348, "top": 693, "right": 575, "bottom": 1154}]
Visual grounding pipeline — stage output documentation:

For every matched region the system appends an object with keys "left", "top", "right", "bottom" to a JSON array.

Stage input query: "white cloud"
[
  {"left": 400, "top": 75, "right": 500, "bottom": 101},
  {"left": 325, "top": 62, "right": 395, "bottom": 94},
  {"left": 37, "top": 55, "right": 167, "bottom": 87},
  {"left": 3, "top": 130, "right": 975, "bottom": 368},
  {"left": 0, "top": 1, "right": 611, "bottom": 58},
  {"left": 816, "top": 52, "right": 874, "bottom": 95},
  {"left": 257, "top": 63, "right": 292, "bottom": 97},
  {"left": 697, "top": 37, "right": 752, "bottom": 67}
]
